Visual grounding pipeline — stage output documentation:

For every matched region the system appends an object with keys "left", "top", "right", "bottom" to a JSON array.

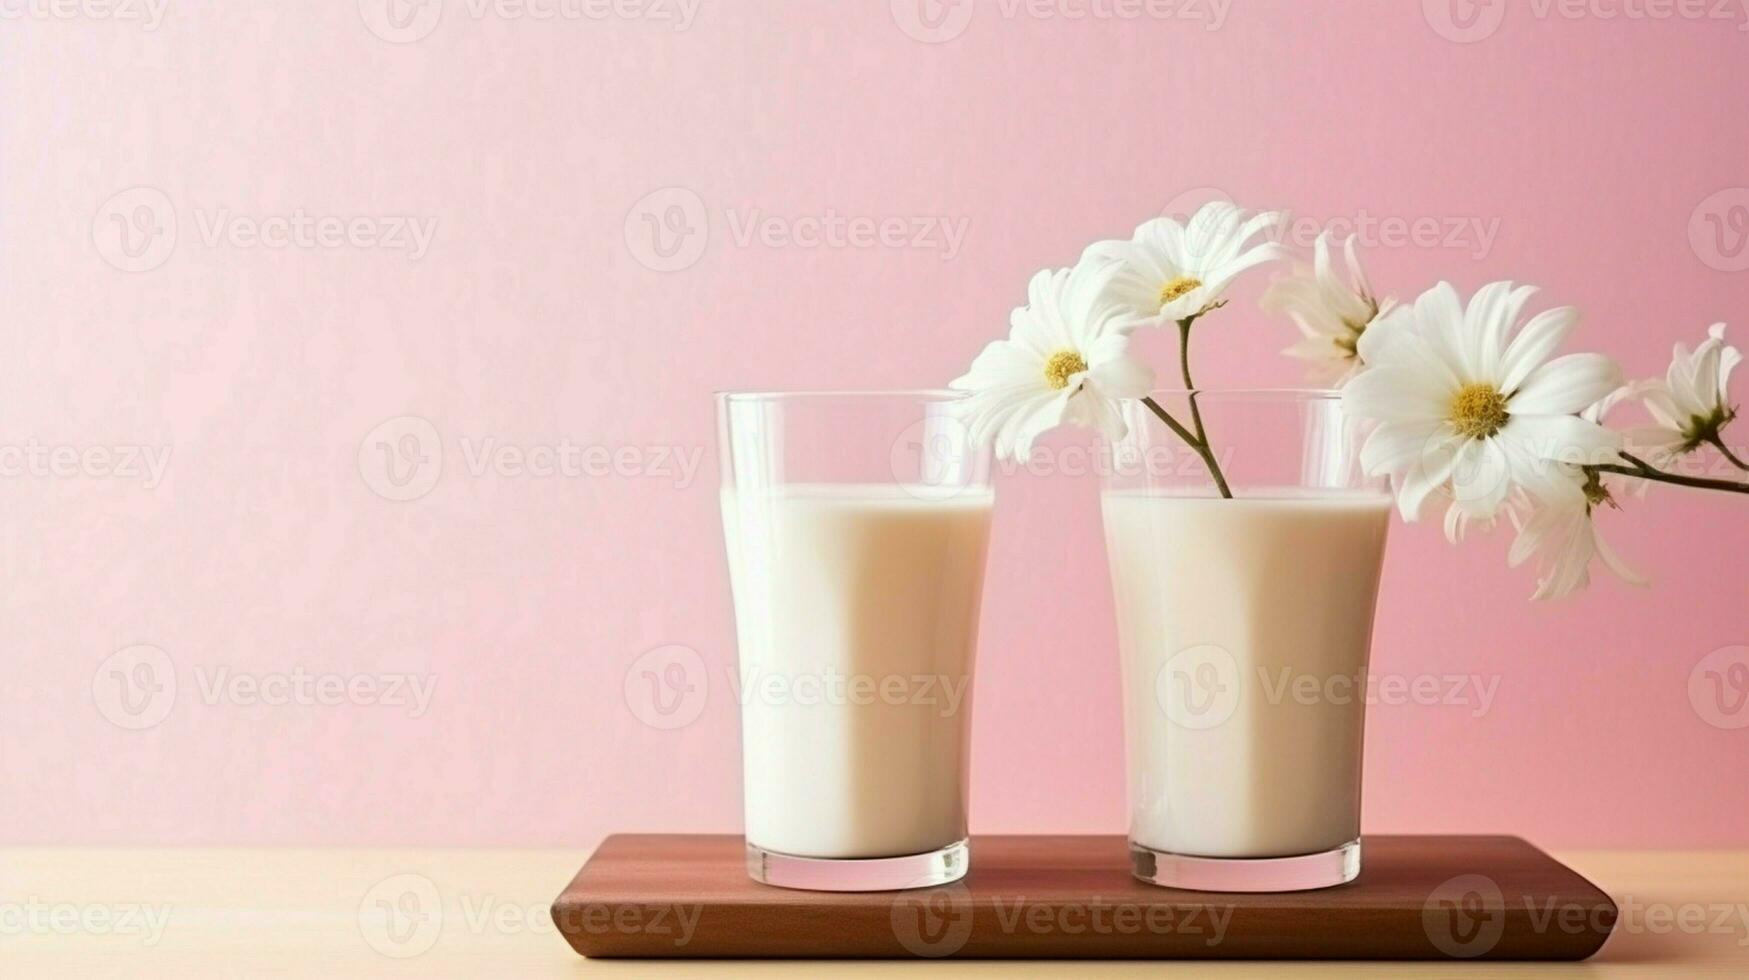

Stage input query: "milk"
[
  {"left": 1102, "top": 491, "right": 1391, "bottom": 859},
  {"left": 721, "top": 484, "right": 993, "bottom": 859}
]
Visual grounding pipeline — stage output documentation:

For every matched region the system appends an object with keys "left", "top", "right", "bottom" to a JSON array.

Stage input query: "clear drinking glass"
[
  {"left": 1102, "top": 390, "right": 1391, "bottom": 892},
  {"left": 716, "top": 390, "right": 994, "bottom": 891}
]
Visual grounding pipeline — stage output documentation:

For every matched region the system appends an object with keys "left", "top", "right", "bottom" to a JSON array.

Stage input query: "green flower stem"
[
  {"left": 1141, "top": 393, "right": 1234, "bottom": 501},
  {"left": 1707, "top": 436, "right": 1749, "bottom": 472},
  {"left": 1588, "top": 452, "right": 1749, "bottom": 495},
  {"left": 1147, "top": 309, "right": 1233, "bottom": 499},
  {"left": 1177, "top": 316, "right": 1216, "bottom": 446}
]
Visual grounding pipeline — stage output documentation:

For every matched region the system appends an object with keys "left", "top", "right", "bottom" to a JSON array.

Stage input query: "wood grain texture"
[{"left": 552, "top": 834, "right": 1617, "bottom": 960}]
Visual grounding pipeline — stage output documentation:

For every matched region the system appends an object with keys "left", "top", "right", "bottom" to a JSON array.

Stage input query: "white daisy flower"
[
  {"left": 949, "top": 260, "right": 1155, "bottom": 462},
  {"left": 1261, "top": 232, "right": 1396, "bottom": 384},
  {"left": 1341, "top": 280, "right": 1624, "bottom": 523},
  {"left": 1082, "top": 201, "right": 1289, "bottom": 327},
  {"left": 1505, "top": 391, "right": 1646, "bottom": 601},
  {"left": 1506, "top": 477, "right": 1644, "bottom": 601},
  {"left": 1623, "top": 323, "right": 1741, "bottom": 467}
]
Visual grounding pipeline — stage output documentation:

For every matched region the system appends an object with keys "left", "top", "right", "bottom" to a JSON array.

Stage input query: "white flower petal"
[
  {"left": 1500, "top": 413, "right": 1621, "bottom": 469},
  {"left": 1359, "top": 419, "right": 1444, "bottom": 476},
  {"left": 1086, "top": 202, "right": 1285, "bottom": 328},
  {"left": 1448, "top": 436, "right": 1512, "bottom": 519},
  {"left": 1413, "top": 282, "right": 1472, "bottom": 379},
  {"left": 1504, "top": 470, "right": 1642, "bottom": 602},
  {"left": 1199, "top": 242, "right": 1289, "bottom": 295},
  {"left": 1063, "top": 387, "right": 1128, "bottom": 443},
  {"left": 1343, "top": 235, "right": 1376, "bottom": 301},
  {"left": 1621, "top": 423, "right": 1685, "bottom": 462},
  {"left": 1497, "top": 306, "right": 1579, "bottom": 394},
  {"left": 1593, "top": 526, "right": 1646, "bottom": 587},
  {"left": 1464, "top": 281, "right": 1537, "bottom": 381},
  {"left": 1393, "top": 430, "right": 1463, "bottom": 521},
  {"left": 1442, "top": 500, "right": 1469, "bottom": 543},
  {"left": 1509, "top": 352, "right": 1623, "bottom": 416},
  {"left": 997, "top": 389, "right": 1072, "bottom": 462},
  {"left": 1689, "top": 336, "right": 1724, "bottom": 409},
  {"left": 1666, "top": 338, "right": 1705, "bottom": 411},
  {"left": 1160, "top": 288, "right": 1210, "bottom": 323},
  {"left": 1624, "top": 323, "right": 1742, "bottom": 457},
  {"left": 1637, "top": 383, "right": 1684, "bottom": 430},
  {"left": 1711, "top": 324, "right": 1740, "bottom": 408},
  {"left": 1086, "top": 350, "right": 1156, "bottom": 400},
  {"left": 1354, "top": 303, "right": 1415, "bottom": 366},
  {"left": 1507, "top": 509, "right": 1552, "bottom": 568},
  {"left": 1343, "top": 365, "right": 1451, "bottom": 422},
  {"left": 950, "top": 338, "right": 1038, "bottom": 390}
]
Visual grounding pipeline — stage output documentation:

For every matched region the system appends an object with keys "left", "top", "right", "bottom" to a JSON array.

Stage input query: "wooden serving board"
[{"left": 552, "top": 834, "right": 1616, "bottom": 960}]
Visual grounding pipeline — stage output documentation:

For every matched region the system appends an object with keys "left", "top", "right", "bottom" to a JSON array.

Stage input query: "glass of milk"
[
  {"left": 1102, "top": 390, "right": 1392, "bottom": 892},
  {"left": 717, "top": 391, "right": 994, "bottom": 891}
]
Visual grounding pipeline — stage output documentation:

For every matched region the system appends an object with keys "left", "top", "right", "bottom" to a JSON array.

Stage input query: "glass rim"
[{"left": 715, "top": 388, "right": 968, "bottom": 403}]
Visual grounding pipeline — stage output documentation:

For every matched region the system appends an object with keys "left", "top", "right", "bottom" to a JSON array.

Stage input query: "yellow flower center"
[
  {"left": 1159, "top": 275, "right": 1203, "bottom": 307},
  {"left": 1449, "top": 382, "right": 1510, "bottom": 439},
  {"left": 1042, "top": 350, "right": 1088, "bottom": 390}
]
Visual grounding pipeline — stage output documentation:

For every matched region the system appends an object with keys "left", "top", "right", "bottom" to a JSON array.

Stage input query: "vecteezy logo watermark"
[
  {"left": 93, "top": 645, "right": 439, "bottom": 730},
  {"left": 0, "top": 0, "right": 170, "bottom": 29},
  {"left": 192, "top": 209, "right": 438, "bottom": 260},
  {"left": 553, "top": 902, "right": 703, "bottom": 948},
  {"left": 1156, "top": 644, "right": 1240, "bottom": 730},
  {"left": 889, "top": 411, "right": 1240, "bottom": 496},
  {"left": 1422, "top": 883, "right": 1732, "bottom": 955},
  {"left": 1689, "top": 644, "right": 1749, "bottom": 730},
  {"left": 1153, "top": 650, "right": 1504, "bottom": 730},
  {"left": 92, "top": 644, "right": 178, "bottom": 731},
  {"left": 362, "top": 874, "right": 641, "bottom": 958},
  {"left": 92, "top": 187, "right": 177, "bottom": 272},
  {"left": 1258, "top": 668, "right": 1501, "bottom": 718},
  {"left": 358, "top": 416, "right": 707, "bottom": 501},
  {"left": 359, "top": 0, "right": 445, "bottom": 42},
  {"left": 93, "top": 188, "right": 438, "bottom": 271},
  {"left": 1426, "top": 0, "right": 1749, "bottom": 43},
  {"left": 889, "top": 0, "right": 977, "bottom": 42},
  {"left": 1422, "top": 873, "right": 1508, "bottom": 958},
  {"left": 358, "top": 873, "right": 444, "bottom": 958},
  {"left": 359, "top": 416, "right": 444, "bottom": 502},
  {"left": 623, "top": 186, "right": 970, "bottom": 271},
  {"left": 624, "top": 644, "right": 709, "bottom": 729},
  {"left": 890, "top": 881, "right": 975, "bottom": 957},
  {"left": 624, "top": 186, "right": 710, "bottom": 272},
  {"left": 887, "top": 413, "right": 987, "bottom": 502},
  {"left": 193, "top": 667, "right": 437, "bottom": 718},
  {"left": 987, "top": 899, "right": 1232, "bottom": 945},
  {"left": 0, "top": 900, "right": 173, "bottom": 946},
  {"left": 1603, "top": 894, "right": 1749, "bottom": 946},
  {"left": 1008, "top": 441, "right": 1237, "bottom": 481},
  {"left": 455, "top": 438, "right": 704, "bottom": 484},
  {"left": 1690, "top": 188, "right": 1749, "bottom": 273},
  {"left": 889, "top": 883, "right": 1235, "bottom": 958},
  {"left": 1422, "top": 0, "right": 1509, "bottom": 42},
  {"left": 1159, "top": 186, "right": 1499, "bottom": 259},
  {"left": 360, "top": 0, "right": 702, "bottom": 42},
  {"left": 729, "top": 666, "right": 972, "bottom": 717},
  {"left": 725, "top": 208, "right": 969, "bottom": 258},
  {"left": 0, "top": 441, "right": 172, "bottom": 489},
  {"left": 891, "top": 0, "right": 1230, "bottom": 43}
]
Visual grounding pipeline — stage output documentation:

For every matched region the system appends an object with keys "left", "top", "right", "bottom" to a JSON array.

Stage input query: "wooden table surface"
[{"left": 2, "top": 847, "right": 1745, "bottom": 977}]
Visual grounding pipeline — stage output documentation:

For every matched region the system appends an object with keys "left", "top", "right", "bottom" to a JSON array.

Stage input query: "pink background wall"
[{"left": 4, "top": 1, "right": 1746, "bottom": 848}]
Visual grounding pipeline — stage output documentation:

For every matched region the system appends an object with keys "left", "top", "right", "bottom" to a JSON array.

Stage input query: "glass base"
[
  {"left": 1129, "top": 839, "right": 1361, "bottom": 892},
  {"left": 745, "top": 839, "right": 968, "bottom": 892}
]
